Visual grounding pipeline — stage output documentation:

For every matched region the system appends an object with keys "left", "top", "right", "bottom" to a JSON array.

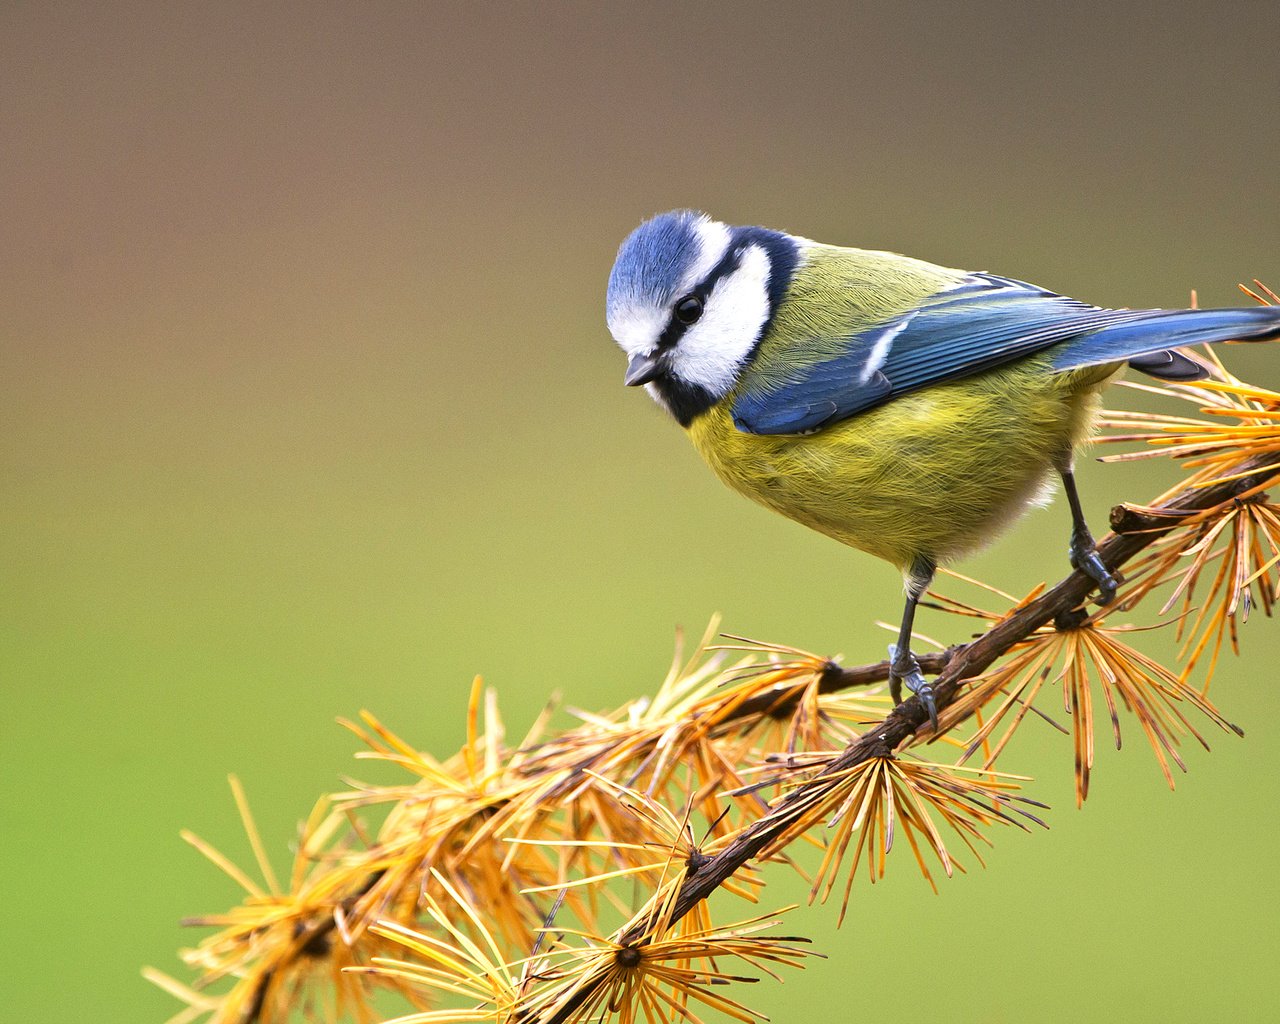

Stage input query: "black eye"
[{"left": 674, "top": 294, "right": 703, "bottom": 325}]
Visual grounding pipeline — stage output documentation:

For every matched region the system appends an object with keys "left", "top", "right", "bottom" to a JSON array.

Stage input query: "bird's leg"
[
  {"left": 1061, "top": 467, "right": 1119, "bottom": 604},
  {"left": 888, "top": 556, "right": 938, "bottom": 731}
]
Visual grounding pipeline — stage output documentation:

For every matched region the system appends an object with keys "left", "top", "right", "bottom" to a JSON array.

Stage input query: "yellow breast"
[{"left": 686, "top": 359, "right": 1112, "bottom": 570}]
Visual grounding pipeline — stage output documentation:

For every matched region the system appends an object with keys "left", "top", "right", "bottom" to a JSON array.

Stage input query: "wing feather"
[
  {"left": 732, "top": 274, "right": 1152, "bottom": 434},
  {"left": 733, "top": 272, "right": 1280, "bottom": 436}
]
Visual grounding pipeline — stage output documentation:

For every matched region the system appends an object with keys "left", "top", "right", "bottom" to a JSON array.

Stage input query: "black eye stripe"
[
  {"left": 657, "top": 245, "right": 745, "bottom": 349},
  {"left": 647, "top": 226, "right": 800, "bottom": 428}
]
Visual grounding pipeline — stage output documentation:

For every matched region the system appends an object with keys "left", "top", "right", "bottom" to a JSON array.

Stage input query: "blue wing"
[
  {"left": 1049, "top": 306, "right": 1280, "bottom": 372},
  {"left": 732, "top": 274, "right": 1280, "bottom": 435}
]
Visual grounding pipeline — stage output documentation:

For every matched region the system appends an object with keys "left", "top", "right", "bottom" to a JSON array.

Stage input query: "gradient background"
[{"left": 4, "top": 2, "right": 1279, "bottom": 1021}]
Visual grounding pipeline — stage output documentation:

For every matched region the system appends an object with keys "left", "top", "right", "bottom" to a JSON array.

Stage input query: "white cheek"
[{"left": 674, "top": 245, "right": 771, "bottom": 398}]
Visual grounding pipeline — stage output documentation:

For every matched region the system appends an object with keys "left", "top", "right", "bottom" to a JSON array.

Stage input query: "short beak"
[{"left": 624, "top": 351, "right": 663, "bottom": 387}]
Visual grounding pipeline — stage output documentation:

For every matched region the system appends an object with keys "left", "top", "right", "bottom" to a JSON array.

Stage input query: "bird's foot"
[
  {"left": 1069, "top": 529, "right": 1120, "bottom": 605},
  {"left": 888, "top": 643, "right": 938, "bottom": 732}
]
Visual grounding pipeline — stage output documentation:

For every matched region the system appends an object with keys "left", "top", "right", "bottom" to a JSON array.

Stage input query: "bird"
[{"left": 605, "top": 209, "right": 1280, "bottom": 730}]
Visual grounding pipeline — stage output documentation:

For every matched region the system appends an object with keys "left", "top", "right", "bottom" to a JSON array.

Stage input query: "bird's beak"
[{"left": 624, "top": 351, "right": 663, "bottom": 387}]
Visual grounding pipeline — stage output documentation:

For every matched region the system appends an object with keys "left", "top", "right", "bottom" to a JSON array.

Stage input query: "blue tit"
[{"left": 605, "top": 210, "right": 1280, "bottom": 729}]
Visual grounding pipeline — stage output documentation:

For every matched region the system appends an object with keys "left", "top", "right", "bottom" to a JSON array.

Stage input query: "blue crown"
[{"left": 606, "top": 210, "right": 707, "bottom": 321}]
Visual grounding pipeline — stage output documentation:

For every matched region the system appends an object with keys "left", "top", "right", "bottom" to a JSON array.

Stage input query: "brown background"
[{"left": 4, "top": 3, "right": 1277, "bottom": 1020}]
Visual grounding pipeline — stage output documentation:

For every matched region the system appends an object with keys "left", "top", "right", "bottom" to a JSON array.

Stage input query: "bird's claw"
[
  {"left": 888, "top": 643, "right": 939, "bottom": 733},
  {"left": 1069, "top": 531, "right": 1120, "bottom": 605}
]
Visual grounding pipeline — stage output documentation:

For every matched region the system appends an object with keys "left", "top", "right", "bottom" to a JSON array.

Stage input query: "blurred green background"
[{"left": 4, "top": 2, "right": 1279, "bottom": 1021}]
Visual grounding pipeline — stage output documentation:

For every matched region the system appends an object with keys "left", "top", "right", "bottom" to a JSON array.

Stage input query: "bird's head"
[{"left": 605, "top": 210, "right": 799, "bottom": 426}]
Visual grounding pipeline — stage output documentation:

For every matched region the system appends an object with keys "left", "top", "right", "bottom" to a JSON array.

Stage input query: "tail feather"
[{"left": 1050, "top": 306, "right": 1280, "bottom": 379}]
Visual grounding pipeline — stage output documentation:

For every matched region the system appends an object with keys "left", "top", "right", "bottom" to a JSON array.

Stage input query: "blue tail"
[{"left": 1051, "top": 306, "right": 1280, "bottom": 380}]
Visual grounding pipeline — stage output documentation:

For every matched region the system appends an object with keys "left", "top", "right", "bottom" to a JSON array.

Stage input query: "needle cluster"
[{"left": 150, "top": 287, "right": 1280, "bottom": 1024}]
